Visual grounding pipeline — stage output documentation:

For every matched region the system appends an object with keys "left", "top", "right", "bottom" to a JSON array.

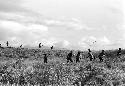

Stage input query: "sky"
[{"left": 0, "top": 0, "right": 124, "bottom": 50}]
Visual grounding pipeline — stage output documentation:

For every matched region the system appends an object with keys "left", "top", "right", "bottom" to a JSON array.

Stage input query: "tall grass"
[{"left": 0, "top": 47, "right": 125, "bottom": 85}]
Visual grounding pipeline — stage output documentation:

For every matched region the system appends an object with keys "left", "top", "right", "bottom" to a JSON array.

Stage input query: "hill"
[{"left": 0, "top": 47, "right": 125, "bottom": 85}]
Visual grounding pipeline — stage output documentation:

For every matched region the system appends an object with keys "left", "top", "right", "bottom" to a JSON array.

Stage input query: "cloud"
[
  {"left": 0, "top": 20, "right": 49, "bottom": 47},
  {"left": 26, "top": 38, "right": 71, "bottom": 49},
  {"left": 0, "top": 0, "right": 47, "bottom": 23},
  {"left": 115, "top": 24, "right": 125, "bottom": 48},
  {"left": 41, "top": 38, "right": 58, "bottom": 47},
  {"left": 38, "top": 38, "right": 70, "bottom": 48},
  {"left": 44, "top": 18, "right": 95, "bottom": 31},
  {"left": 54, "top": 40, "right": 70, "bottom": 48},
  {"left": 0, "top": 0, "right": 122, "bottom": 50},
  {"left": 99, "top": 36, "right": 111, "bottom": 45},
  {"left": 79, "top": 36, "right": 96, "bottom": 46},
  {"left": 78, "top": 36, "right": 112, "bottom": 50},
  {"left": 0, "top": 0, "right": 50, "bottom": 46},
  {"left": 0, "top": 0, "right": 73, "bottom": 48},
  {"left": 107, "top": 0, "right": 122, "bottom": 14},
  {"left": 78, "top": 36, "right": 97, "bottom": 49},
  {"left": 0, "top": 0, "right": 25, "bottom": 12},
  {"left": 103, "top": 24, "right": 125, "bottom": 49}
]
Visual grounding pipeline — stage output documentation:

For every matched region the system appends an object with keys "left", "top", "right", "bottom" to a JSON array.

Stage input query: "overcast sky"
[{"left": 0, "top": 0, "right": 124, "bottom": 50}]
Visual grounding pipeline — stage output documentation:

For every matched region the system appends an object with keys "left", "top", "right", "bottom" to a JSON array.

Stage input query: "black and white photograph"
[{"left": 0, "top": 0, "right": 124, "bottom": 86}]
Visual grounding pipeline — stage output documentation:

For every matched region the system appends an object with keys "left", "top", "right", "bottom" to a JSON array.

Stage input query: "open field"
[{"left": 0, "top": 47, "right": 125, "bottom": 86}]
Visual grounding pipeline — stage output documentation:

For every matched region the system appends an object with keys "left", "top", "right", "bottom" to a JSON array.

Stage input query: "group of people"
[
  {"left": 43, "top": 48, "right": 122, "bottom": 63},
  {"left": 0, "top": 41, "right": 9, "bottom": 48},
  {"left": 39, "top": 43, "right": 54, "bottom": 50},
  {"left": 0, "top": 41, "right": 23, "bottom": 48},
  {"left": 0, "top": 41, "right": 54, "bottom": 50},
  {"left": 66, "top": 48, "right": 122, "bottom": 63},
  {"left": 43, "top": 50, "right": 81, "bottom": 63},
  {"left": 0, "top": 41, "right": 123, "bottom": 63}
]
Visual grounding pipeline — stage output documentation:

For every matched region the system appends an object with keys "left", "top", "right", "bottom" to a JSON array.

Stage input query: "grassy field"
[{"left": 0, "top": 47, "right": 125, "bottom": 86}]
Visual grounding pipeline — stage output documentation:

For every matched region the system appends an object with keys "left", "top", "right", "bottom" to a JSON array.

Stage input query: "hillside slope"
[{"left": 0, "top": 47, "right": 125, "bottom": 85}]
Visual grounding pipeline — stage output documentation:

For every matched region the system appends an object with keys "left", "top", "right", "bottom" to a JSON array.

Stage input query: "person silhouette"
[
  {"left": 0, "top": 44, "right": 4, "bottom": 49},
  {"left": 39, "top": 43, "right": 41, "bottom": 48},
  {"left": 43, "top": 54, "right": 48, "bottom": 63},
  {"left": 117, "top": 48, "right": 122, "bottom": 57},
  {"left": 98, "top": 50, "right": 105, "bottom": 62},
  {"left": 76, "top": 51, "right": 81, "bottom": 63},
  {"left": 87, "top": 49, "right": 94, "bottom": 61},
  {"left": 6, "top": 41, "right": 9, "bottom": 47},
  {"left": 51, "top": 46, "right": 53, "bottom": 50},
  {"left": 20, "top": 45, "right": 22, "bottom": 48},
  {"left": 67, "top": 51, "right": 73, "bottom": 63}
]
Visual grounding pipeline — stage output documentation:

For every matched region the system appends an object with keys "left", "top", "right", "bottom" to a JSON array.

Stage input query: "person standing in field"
[
  {"left": 51, "top": 46, "right": 53, "bottom": 50},
  {"left": 67, "top": 51, "right": 73, "bottom": 63},
  {"left": 98, "top": 50, "right": 105, "bottom": 62},
  {"left": 87, "top": 49, "right": 94, "bottom": 61},
  {"left": 6, "top": 41, "right": 9, "bottom": 47},
  {"left": 39, "top": 43, "right": 41, "bottom": 48},
  {"left": 117, "top": 48, "right": 122, "bottom": 57},
  {"left": 20, "top": 45, "right": 22, "bottom": 48},
  {"left": 76, "top": 51, "right": 81, "bottom": 63},
  {"left": 43, "top": 54, "right": 48, "bottom": 63}
]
